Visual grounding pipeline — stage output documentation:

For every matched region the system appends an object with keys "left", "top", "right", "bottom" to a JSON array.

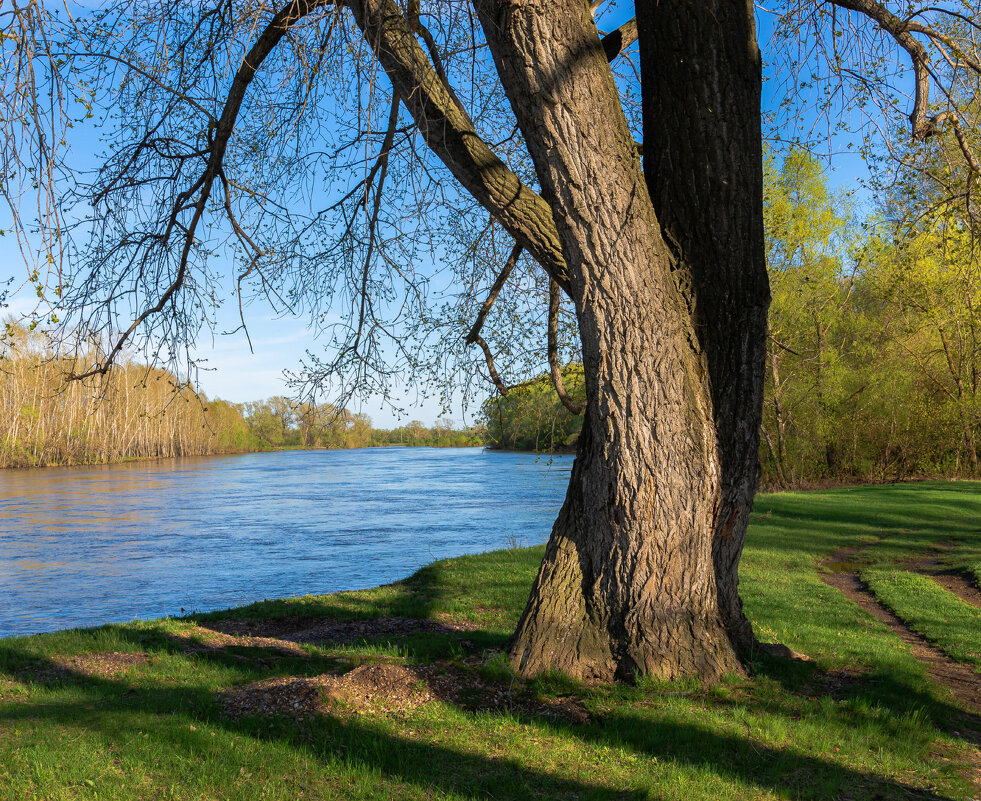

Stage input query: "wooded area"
[{"left": 483, "top": 149, "right": 981, "bottom": 487}]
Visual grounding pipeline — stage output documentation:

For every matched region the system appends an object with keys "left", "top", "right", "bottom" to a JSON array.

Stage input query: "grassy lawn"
[
  {"left": 1, "top": 481, "right": 980, "bottom": 800},
  {"left": 861, "top": 568, "right": 981, "bottom": 670}
]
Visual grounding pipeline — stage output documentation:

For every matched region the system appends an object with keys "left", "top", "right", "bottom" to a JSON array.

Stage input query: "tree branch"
[
  {"left": 547, "top": 277, "right": 583, "bottom": 415},
  {"left": 601, "top": 18, "right": 637, "bottom": 62},
  {"left": 470, "top": 331, "right": 510, "bottom": 396},
  {"left": 828, "top": 0, "right": 981, "bottom": 156},
  {"left": 465, "top": 242, "right": 521, "bottom": 345},
  {"left": 346, "top": 0, "right": 571, "bottom": 292},
  {"left": 827, "top": 0, "right": 933, "bottom": 139},
  {"left": 71, "top": 0, "right": 334, "bottom": 379},
  {"left": 464, "top": 242, "right": 521, "bottom": 397}
]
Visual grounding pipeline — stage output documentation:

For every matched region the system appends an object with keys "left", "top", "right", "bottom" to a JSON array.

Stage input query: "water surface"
[{"left": 0, "top": 448, "right": 570, "bottom": 638}]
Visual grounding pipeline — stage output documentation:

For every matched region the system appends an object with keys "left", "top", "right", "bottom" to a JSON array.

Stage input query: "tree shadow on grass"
[
  {"left": 0, "top": 641, "right": 969, "bottom": 801},
  {"left": 746, "top": 652, "right": 981, "bottom": 749}
]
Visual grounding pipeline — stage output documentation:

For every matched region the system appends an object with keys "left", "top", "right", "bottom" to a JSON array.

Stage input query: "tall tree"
[
  {"left": 762, "top": 149, "right": 861, "bottom": 484},
  {"left": 9, "top": 0, "right": 981, "bottom": 682}
]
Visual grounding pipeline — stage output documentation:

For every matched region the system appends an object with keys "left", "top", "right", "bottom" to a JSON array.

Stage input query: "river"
[{"left": 0, "top": 447, "right": 571, "bottom": 638}]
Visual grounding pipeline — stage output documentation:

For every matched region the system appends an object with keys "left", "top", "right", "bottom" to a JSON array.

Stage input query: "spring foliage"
[{"left": 481, "top": 150, "right": 981, "bottom": 485}]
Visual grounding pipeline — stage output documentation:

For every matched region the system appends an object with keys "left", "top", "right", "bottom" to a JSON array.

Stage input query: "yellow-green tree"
[{"left": 762, "top": 149, "right": 864, "bottom": 485}]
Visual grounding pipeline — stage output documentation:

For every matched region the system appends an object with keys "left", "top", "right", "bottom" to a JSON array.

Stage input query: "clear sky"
[{"left": 1, "top": 5, "right": 890, "bottom": 428}]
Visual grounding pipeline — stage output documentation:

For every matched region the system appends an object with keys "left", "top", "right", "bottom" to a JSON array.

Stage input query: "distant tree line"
[
  {"left": 481, "top": 365, "right": 584, "bottom": 452},
  {"left": 368, "top": 418, "right": 486, "bottom": 448},
  {"left": 0, "top": 323, "right": 257, "bottom": 467},
  {"left": 1, "top": 325, "right": 483, "bottom": 468},
  {"left": 483, "top": 150, "right": 981, "bottom": 488},
  {"left": 241, "top": 398, "right": 484, "bottom": 450},
  {"left": 7, "top": 149, "right": 974, "bottom": 480}
]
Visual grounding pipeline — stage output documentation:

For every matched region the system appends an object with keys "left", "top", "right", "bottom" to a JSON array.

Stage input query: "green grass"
[
  {"left": 1, "top": 481, "right": 980, "bottom": 800},
  {"left": 861, "top": 567, "right": 981, "bottom": 670},
  {"left": 947, "top": 536, "right": 981, "bottom": 588}
]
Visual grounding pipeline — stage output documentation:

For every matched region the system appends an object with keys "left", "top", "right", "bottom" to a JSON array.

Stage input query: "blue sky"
[{"left": 1, "top": 4, "right": 889, "bottom": 428}]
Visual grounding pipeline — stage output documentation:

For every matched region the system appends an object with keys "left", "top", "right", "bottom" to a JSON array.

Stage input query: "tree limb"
[
  {"left": 827, "top": 0, "right": 934, "bottom": 139},
  {"left": 601, "top": 18, "right": 637, "bottom": 62},
  {"left": 464, "top": 242, "right": 521, "bottom": 396},
  {"left": 465, "top": 242, "right": 521, "bottom": 345},
  {"left": 547, "top": 277, "right": 583, "bottom": 415},
  {"left": 71, "top": 0, "right": 335, "bottom": 379},
  {"left": 346, "top": 0, "right": 571, "bottom": 291},
  {"left": 470, "top": 331, "right": 510, "bottom": 396},
  {"left": 828, "top": 0, "right": 981, "bottom": 157}
]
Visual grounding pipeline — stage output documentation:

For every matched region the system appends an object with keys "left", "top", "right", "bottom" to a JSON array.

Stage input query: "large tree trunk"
[
  {"left": 639, "top": 0, "right": 770, "bottom": 656},
  {"left": 475, "top": 0, "right": 746, "bottom": 682}
]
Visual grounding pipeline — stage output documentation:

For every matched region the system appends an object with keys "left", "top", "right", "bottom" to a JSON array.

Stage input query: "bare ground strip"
[
  {"left": 907, "top": 550, "right": 981, "bottom": 610},
  {"left": 822, "top": 548, "right": 981, "bottom": 714}
]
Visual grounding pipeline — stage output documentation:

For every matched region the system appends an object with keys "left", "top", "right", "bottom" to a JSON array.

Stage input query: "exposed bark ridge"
[
  {"left": 476, "top": 0, "right": 743, "bottom": 682},
  {"left": 547, "top": 278, "right": 583, "bottom": 416},
  {"left": 638, "top": 0, "right": 770, "bottom": 654},
  {"left": 347, "top": 0, "right": 570, "bottom": 291}
]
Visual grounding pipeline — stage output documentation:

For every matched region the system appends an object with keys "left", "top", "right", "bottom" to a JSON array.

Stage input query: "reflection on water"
[{"left": 0, "top": 448, "right": 570, "bottom": 638}]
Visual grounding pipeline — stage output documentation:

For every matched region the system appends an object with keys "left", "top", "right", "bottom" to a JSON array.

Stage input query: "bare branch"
[
  {"left": 547, "top": 277, "right": 583, "bottom": 415},
  {"left": 71, "top": 0, "right": 335, "bottom": 379},
  {"left": 826, "top": 0, "right": 934, "bottom": 139},
  {"left": 931, "top": 110, "right": 981, "bottom": 175},
  {"left": 601, "top": 18, "right": 638, "bottom": 62},
  {"left": 470, "top": 331, "right": 510, "bottom": 396},
  {"left": 346, "top": 0, "right": 571, "bottom": 291},
  {"left": 465, "top": 242, "right": 522, "bottom": 345}
]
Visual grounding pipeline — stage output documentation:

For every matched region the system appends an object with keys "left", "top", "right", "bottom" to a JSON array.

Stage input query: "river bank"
[{"left": 1, "top": 482, "right": 979, "bottom": 799}]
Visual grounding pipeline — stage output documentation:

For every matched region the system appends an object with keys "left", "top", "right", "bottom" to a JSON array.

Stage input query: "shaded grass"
[{"left": 1, "top": 481, "right": 980, "bottom": 799}]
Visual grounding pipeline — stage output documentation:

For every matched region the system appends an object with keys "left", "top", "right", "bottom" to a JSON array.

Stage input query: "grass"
[
  {"left": 0, "top": 480, "right": 979, "bottom": 800},
  {"left": 861, "top": 567, "right": 981, "bottom": 670}
]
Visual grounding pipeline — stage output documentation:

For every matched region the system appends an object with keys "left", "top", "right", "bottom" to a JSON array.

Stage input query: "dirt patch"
[
  {"left": 822, "top": 548, "right": 981, "bottom": 714},
  {"left": 49, "top": 651, "right": 152, "bottom": 679},
  {"left": 907, "top": 551, "right": 981, "bottom": 610},
  {"left": 202, "top": 616, "right": 480, "bottom": 648},
  {"left": 416, "top": 661, "right": 591, "bottom": 724},
  {"left": 175, "top": 626, "right": 311, "bottom": 658},
  {"left": 805, "top": 667, "right": 866, "bottom": 700},
  {"left": 220, "top": 659, "right": 590, "bottom": 725},
  {"left": 220, "top": 663, "right": 433, "bottom": 720}
]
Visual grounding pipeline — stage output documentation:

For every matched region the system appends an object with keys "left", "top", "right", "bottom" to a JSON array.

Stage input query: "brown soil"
[
  {"left": 169, "top": 616, "right": 482, "bottom": 661},
  {"left": 220, "top": 663, "right": 434, "bottom": 719},
  {"left": 805, "top": 667, "right": 867, "bottom": 700},
  {"left": 220, "top": 659, "right": 589, "bottom": 724},
  {"left": 203, "top": 615, "right": 479, "bottom": 645},
  {"left": 49, "top": 651, "right": 152, "bottom": 679},
  {"left": 907, "top": 550, "right": 981, "bottom": 610},
  {"left": 822, "top": 548, "right": 981, "bottom": 714}
]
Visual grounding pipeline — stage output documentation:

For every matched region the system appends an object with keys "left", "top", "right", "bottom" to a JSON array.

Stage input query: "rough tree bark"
[
  {"left": 173, "top": 0, "right": 770, "bottom": 684},
  {"left": 638, "top": 0, "right": 770, "bottom": 656},
  {"left": 473, "top": 0, "right": 761, "bottom": 682}
]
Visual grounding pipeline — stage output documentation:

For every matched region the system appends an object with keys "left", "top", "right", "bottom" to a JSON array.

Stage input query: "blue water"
[{"left": 0, "top": 448, "right": 571, "bottom": 638}]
